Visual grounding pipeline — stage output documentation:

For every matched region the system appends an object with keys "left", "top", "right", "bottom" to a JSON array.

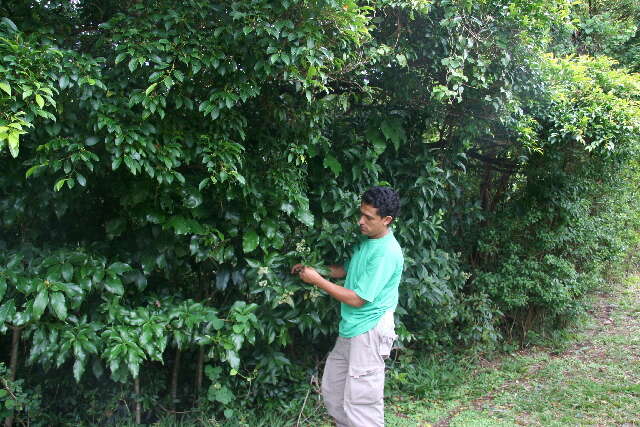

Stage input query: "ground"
[{"left": 382, "top": 274, "right": 640, "bottom": 427}]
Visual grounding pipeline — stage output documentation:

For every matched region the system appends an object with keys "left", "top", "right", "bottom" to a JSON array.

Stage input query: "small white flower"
[
  {"left": 258, "top": 280, "right": 267, "bottom": 287},
  {"left": 295, "top": 239, "right": 309, "bottom": 253},
  {"left": 258, "top": 267, "right": 269, "bottom": 276}
]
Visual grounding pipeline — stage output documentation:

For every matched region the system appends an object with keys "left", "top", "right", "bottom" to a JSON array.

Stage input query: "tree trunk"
[
  {"left": 134, "top": 376, "right": 141, "bottom": 425},
  {"left": 194, "top": 269, "right": 208, "bottom": 399},
  {"left": 487, "top": 171, "right": 513, "bottom": 213},
  {"left": 195, "top": 347, "right": 204, "bottom": 397},
  {"left": 4, "top": 326, "right": 22, "bottom": 427},
  {"left": 170, "top": 348, "right": 181, "bottom": 411}
]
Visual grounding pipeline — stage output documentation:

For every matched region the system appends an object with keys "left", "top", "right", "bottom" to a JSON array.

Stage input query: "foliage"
[
  {"left": 561, "top": 0, "right": 640, "bottom": 56},
  {"left": 472, "top": 55, "right": 640, "bottom": 334},
  {"left": 0, "top": 362, "right": 42, "bottom": 423},
  {"left": 1, "top": 0, "right": 640, "bottom": 423}
]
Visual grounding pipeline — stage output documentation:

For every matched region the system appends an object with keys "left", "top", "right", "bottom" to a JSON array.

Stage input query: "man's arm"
[{"left": 292, "top": 265, "right": 364, "bottom": 307}]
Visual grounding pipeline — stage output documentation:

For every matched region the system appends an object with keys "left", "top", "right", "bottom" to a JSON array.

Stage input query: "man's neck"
[{"left": 369, "top": 228, "right": 390, "bottom": 239}]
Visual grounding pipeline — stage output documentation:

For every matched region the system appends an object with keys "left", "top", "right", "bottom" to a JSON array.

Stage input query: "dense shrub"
[{"left": 1, "top": 1, "right": 639, "bottom": 424}]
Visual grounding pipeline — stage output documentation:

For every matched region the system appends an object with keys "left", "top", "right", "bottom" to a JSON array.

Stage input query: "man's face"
[{"left": 358, "top": 202, "right": 392, "bottom": 239}]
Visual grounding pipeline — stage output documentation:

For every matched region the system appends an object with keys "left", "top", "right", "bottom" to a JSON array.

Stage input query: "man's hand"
[
  {"left": 291, "top": 264, "right": 323, "bottom": 286},
  {"left": 290, "top": 263, "right": 304, "bottom": 275},
  {"left": 291, "top": 263, "right": 365, "bottom": 307},
  {"left": 298, "top": 266, "right": 323, "bottom": 286}
]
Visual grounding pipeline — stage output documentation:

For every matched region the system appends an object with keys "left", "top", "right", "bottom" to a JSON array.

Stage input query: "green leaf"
[
  {"left": 104, "top": 276, "right": 124, "bottom": 295},
  {"left": 73, "top": 359, "right": 85, "bottom": 382},
  {"left": 132, "top": 272, "right": 147, "bottom": 291},
  {"left": 1, "top": 17, "right": 18, "bottom": 32},
  {"left": 295, "top": 209, "right": 314, "bottom": 227},
  {"left": 216, "top": 269, "right": 231, "bottom": 291},
  {"left": 210, "top": 317, "right": 224, "bottom": 330},
  {"left": 0, "top": 299, "right": 16, "bottom": 324},
  {"left": 49, "top": 292, "right": 67, "bottom": 320},
  {"left": 115, "top": 52, "right": 127, "bottom": 64},
  {"left": 226, "top": 350, "right": 240, "bottom": 369},
  {"left": 111, "top": 157, "right": 122, "bottom": 170},
  {"left": 0, "top": 81, "right": 10, "bottom": 96},
  {"left": 128, "top": 354, "right": 141, "bottom": 378},
  {"left": 371, "top": 134, "right": 386, "bottom": 155},
  {"left": 54, "top": 179, "right": 68, "bottom": 192},
  {"left": 123, "top": 155, "right": 138, "bottom": 174},
  {"left": 366, "top": 125, "right": 386, "bottom": 155},
  {"left": 145, "top": 82, "right": 158, "bottom": 96},
  {"left": 35, "top": 94, "right": 45, "bottom": 108},
  {"left": 205, "top": 365, "right": 221, "bottom": 381},
  {"left": 92, "top": 358, "right": 104, "bottom": 378},
  {"left": 173, "top": 69, "right": 184, "bottom": 82},
  {"left": 25, "top": 164, "right": 43, "bottom": 178},
  {"left": 85, "top": 136, "right": 99, "bottom": 146},
  {"left": 140, "top": 328, "right": 154, "bottom": 350},
  {"left": 242, "top": 230, "right": 259, "bottom": 253},
  {"left": 323, "top": 154, "right": 342, "bottom": 176},
  {"left": 61, "top": 263, "right": 74, "bottom": 281},
  {"left": 214, "top": 386, "right": 235, "bottom": 404},
  {"left": 167, "top": 215, "right": 194, "bottom": 234},
  {"left": 0, "top": 278, "right": 6, "bottom": 301},
  {"left": 33, "top": 291, "right": 49, "bottom": 318},
  {"left": 8, "top": 132, "right": 19, "bottom": 158},
  {"left": 380, "top": 119, "right": 405, "bottom": 150},
  {"left": 76, "top": 173, "right": 87, "bottom": 187},
  {"left": 108, "top": 262, "right": 132, "bottom": 275},
  {"left": 380, "top": 120, "right": 396, "bottom": 141},
  {"left": 307, "top": 65, "right": 317, "bottom": 79},
  {"left": 128, "top": 58, "right": 138, "bottom": 72},
  {"left": 59, "top": 75, "right": 69, "bottom": 89},
  {"left": 83, "top": 340, "right": 98, "bottom": 354}
]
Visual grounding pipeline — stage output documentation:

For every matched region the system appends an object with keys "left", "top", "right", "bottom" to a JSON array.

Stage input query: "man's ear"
[{"left": 383, "top": 216, "right": 393, "bottom": 226}]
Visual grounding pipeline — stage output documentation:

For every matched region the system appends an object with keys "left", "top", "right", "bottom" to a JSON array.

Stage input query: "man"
[{"left": 291, "top": 186, "right": 404, "bottom": 427}]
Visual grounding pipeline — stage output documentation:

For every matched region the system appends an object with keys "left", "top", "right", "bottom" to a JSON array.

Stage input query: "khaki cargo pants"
[{"left": 321, "top": 311, "right": 396, "bottom": 427}]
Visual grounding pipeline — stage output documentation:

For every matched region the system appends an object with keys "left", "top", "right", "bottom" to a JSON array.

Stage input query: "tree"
[{"left": 1, "top": 0, "right": 639, "bottom": 423}]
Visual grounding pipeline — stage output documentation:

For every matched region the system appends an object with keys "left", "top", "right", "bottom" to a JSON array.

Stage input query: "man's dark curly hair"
[{"left": 362, "top": 186, "right": 400, "bottom": 221}]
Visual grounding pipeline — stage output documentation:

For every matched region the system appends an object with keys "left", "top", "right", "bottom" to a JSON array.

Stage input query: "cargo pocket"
[
  {"left": 347, "top": 367, "right": 385, "bottom": 405},
  {"left": 374, "top": 312, "right": 397, "bottom": 359},
  {"left": 378, "top": 334, "right": 396, "bottom": 359}
]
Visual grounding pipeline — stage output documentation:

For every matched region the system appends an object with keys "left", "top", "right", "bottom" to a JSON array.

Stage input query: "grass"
[
  {"left": 384, "top": 274, "right": 640, "bottom": 427},
  {"left": 153, "top": 275, "right": 640, "bottom": 426}
]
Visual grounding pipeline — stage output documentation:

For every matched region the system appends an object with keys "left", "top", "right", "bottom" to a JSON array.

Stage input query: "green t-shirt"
[{"left": 339, "top": 231, "right": 404, "bottom": 338}]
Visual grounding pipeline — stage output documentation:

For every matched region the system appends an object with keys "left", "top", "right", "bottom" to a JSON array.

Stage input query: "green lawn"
[{"left": 384, "top": 275, "right": 640, "bottom": 427}]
